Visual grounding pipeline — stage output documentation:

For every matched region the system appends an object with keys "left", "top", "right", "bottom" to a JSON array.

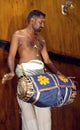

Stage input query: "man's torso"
[{"left": 14, "top": 29, "right": 44, "bottom": 63}]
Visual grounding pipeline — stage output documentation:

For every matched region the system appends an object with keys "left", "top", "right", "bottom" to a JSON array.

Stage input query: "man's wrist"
[
  {"left": 10, "top": 71, "right": 15, "bottom": 74},
  {"left": 57, "top": 71, "right": 61, "bottom": 75}
]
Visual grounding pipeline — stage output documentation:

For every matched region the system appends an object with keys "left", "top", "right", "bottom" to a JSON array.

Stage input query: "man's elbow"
[{"left": 44, "top": 59, "right": 52, "bottom": 65}]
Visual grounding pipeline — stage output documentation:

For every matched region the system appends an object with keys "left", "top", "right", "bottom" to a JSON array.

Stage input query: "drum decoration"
[{"left": 17, "top": 73, "right": 77, "bottom": 107}]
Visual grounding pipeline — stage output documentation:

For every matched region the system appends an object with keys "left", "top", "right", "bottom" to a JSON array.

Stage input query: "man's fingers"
[{"left": 2, "top": 74, "right": 9, "bottom": 84}]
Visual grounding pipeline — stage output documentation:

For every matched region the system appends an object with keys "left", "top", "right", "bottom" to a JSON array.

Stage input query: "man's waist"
[
  {"left": 19, "top": 57, "right": 42, "bottom": 64},
  {"left": 15, "top": 60, "right": 44, "bottom": 77}
]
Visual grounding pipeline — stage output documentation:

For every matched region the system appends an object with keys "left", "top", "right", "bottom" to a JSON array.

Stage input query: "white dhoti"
[{"left": 16, "top": 60, "right": 51, "bottom": 130}]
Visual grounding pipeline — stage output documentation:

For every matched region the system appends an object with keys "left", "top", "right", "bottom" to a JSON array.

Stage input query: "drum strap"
[
  {"left": 20, "top": 64, "right": 26, "bottom": 76},
  {"left": 58, "top": 87, "right": 68, "bottom": 107}
]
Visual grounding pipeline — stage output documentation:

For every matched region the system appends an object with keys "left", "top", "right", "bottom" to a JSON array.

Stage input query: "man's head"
[{"left": 27, "top": 10, "right": 46, "bottom": 32}]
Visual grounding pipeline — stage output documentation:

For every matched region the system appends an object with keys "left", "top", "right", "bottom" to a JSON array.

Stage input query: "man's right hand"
[{"left": 2, "top": 72, "right": 15, "bottom": 84}]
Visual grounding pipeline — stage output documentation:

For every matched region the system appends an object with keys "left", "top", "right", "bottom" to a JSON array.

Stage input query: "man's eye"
[{"left": 39, "top": 22, "right": 42, "bottom": 24}]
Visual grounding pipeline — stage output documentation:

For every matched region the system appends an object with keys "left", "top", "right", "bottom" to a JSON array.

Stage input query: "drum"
[{"left": 17, "top": 73, "right": 76, "bottom": 107}]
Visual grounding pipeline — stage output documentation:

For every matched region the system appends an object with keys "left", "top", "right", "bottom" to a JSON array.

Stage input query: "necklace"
[
  {"left": 25, "top": 29, "right": 39, "bottom": 56},
  {"left": 33, "top": 44, "right": 39, "bottom": 57}
]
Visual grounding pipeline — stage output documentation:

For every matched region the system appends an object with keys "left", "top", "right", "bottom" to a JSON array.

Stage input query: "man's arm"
[
  {"left": 7, "top": 34, "right": 19, "bottom": 80},
  {"left": 2, "top": 34, "right": 19, "bottom": 84},
  {"left": 41, "top": 41, "right": 62, "bottom": 75}
]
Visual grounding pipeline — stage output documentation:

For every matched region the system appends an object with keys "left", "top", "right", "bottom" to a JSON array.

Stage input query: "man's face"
[{"left": 32, "top": 15, "right": 45, "bottom": 32}]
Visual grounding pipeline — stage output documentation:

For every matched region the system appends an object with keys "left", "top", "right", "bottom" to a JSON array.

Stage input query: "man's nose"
[{"left": 41, "top": 23, "right": 44, "bottom": 28}]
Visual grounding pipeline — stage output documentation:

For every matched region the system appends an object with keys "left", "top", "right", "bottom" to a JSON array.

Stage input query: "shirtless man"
[{"left": 4, "top": 10, "right": 62, "bottom": 130}]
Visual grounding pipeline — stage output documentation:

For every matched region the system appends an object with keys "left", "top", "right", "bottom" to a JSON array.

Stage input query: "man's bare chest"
[{"left": 18, "top": 37, "right": 43, "bottom": 51}]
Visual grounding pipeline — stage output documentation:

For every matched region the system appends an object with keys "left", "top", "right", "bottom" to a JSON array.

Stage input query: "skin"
[{"left": 7, "top": 15, "right": 62, "bottom": 81}]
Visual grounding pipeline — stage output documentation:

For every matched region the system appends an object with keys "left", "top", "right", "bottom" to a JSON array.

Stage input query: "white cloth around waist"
[
  {"left": 15, "top": 60, "right": 45, "bottom": 77},
  {"left": 22, "top": 60, "right": 44, "bottom": 70}
]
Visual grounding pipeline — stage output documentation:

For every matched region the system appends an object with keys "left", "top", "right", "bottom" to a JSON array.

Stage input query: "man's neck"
[
  {"left": 26, "top": 27, "right": 37, "bottom": 39},
  {"left": 26, "top": 25, "right": 36, "bottom": 35}
]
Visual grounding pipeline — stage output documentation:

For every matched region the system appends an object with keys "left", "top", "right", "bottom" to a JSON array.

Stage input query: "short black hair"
[{"left": 27, "top": 10, "right": 46, "bottom": 23}]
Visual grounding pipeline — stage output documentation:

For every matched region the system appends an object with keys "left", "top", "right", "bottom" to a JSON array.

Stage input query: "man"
[{"left": 5, "top": 10, "right": 62, "bottom": 130}]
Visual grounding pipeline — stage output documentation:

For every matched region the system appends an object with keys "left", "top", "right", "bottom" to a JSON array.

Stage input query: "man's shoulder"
[{"left": 13, "top": 29, "right": 25, "bottom": 37}]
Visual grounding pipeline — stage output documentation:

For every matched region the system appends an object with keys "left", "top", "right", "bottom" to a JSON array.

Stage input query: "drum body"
[{"left": 17, "top": 73, "right": 76, "bottom": 107}]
